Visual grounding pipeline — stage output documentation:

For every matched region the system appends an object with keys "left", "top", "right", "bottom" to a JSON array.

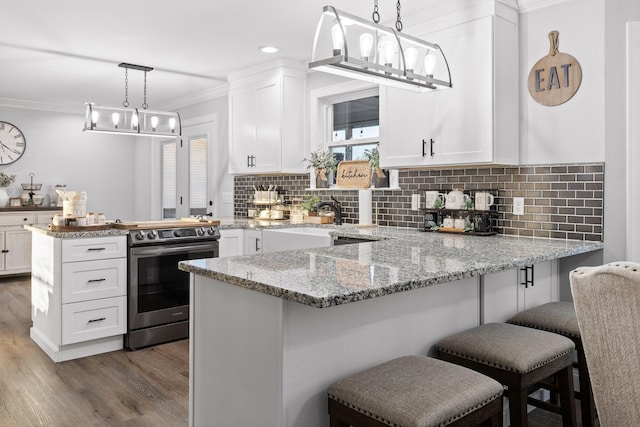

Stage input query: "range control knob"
[
  {"left": 173, "top": 229, "right": 182, "bottom": 237},
  {"left": 207, "top": 227, "right": 215, "bottom": 235},
  {"left": 135, "top": 231, "right": 145, "bottom": 240},
  {"left": 147, "top": 230, "right": 158, "bottom": 240},
  {"left": 197, "top": 227, "right": 205, "bottom": 236}
]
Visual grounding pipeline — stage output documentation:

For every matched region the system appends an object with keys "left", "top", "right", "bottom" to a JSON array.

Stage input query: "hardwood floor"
[
  {"left": 0, "top": 276, "right": 593, "bottom": 426},
  {"left": 0, "top": 276, "right": 188, "bottom": 426}
]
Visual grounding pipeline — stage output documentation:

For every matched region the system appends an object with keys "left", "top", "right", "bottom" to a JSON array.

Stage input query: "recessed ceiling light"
[{"left": 260, "top": 46, "right": 279, "bottom": 54}]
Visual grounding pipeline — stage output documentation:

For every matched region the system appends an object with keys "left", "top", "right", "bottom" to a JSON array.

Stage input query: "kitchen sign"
[
  {"left": 336, "top": 160, "right": 372, "bottom": 188},
  {"left": 528, "top": 31, "right": 582, "bottom": 106}
]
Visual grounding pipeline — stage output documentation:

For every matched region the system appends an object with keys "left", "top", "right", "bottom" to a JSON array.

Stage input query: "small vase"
[
  {"left": 315, "top": 168, "right": 330, "bottom": 189},
  {"left": 0, "top": 187, "right": 9, "bottom": 208}
]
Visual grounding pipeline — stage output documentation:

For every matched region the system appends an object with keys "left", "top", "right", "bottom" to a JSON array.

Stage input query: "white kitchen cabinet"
[
  {"left": 219, "top": 229, "right": 245, "bottom": 258},
  {"left": 228, "top": 62, "right": 306, "bottom": 174},
  {"left": 0, "top": 210, "right": 61, "bottom": 275},
  {"left": 379, "top": 9, "right": 518, "bottom": 168},
  {"left": 244, "top": 229, "right": 263, "bottom": 255},
  {"left": 482, "top": 260, "right": 558, "bottom": 324},
  {"left": 30, "top": 232, "right": 128, "bottom": 362}
]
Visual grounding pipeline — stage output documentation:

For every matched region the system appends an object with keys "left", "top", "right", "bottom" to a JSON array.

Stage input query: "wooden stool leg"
[
  {"left": 508, "top": 388, "right": 529, "bottom": 427},
  {"left": 479, "top": 411, "right": 503, "bottom": 427},
  {"left": 577, "top": 343, "right": 596, "bottom": 427},
  {"left": 557, "top": 365, "right": 577, "bottom": 427}
]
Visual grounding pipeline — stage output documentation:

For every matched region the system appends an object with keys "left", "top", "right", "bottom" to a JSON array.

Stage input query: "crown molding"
[
  {"left": 0, "top": 98, "right": 83, "bottom": 114},
  {"left": 517, "top": 0, "right": 573, "bottom": 13},
  {"left": 159, "top": 84, "right": 230, "bottom": 111}
]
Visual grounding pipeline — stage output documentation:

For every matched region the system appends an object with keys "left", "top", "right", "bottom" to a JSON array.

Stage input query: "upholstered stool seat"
[
  {"left": 435, "top": 323, "right": 576, "bottom": 427},
  {"left": 508, "top": 302, "right": 595, "bottom": 427},
  {"left": 328, "top": 355, "right": 504, "bottom": 427}
]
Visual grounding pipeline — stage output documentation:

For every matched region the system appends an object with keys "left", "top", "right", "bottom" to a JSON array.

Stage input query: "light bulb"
[
  {"left": 91, "top": 110, "right": 99, "bottom": 125},
  {"left": 404, "top": 47, "right": 418, "bottom": 75},
  {"left": 169, "top": 117, "right": 176, "bottom": 133},
  {"left": 359, "top": 33, "right": 374, "bottom": 61},
  {"left": 151, "top": 116, "right": 159, "bottom": 131},
  {"left": 379, "top": 35, "right": 397, "bottom": 74},
  {"left": 331, "top": 23, "right": 345, "bottom": 56},
  {"left": 111, "top": 112, "right": 120, "bottom": 129},
  {"left": 131, "top": 112, "right": 139, "bottom": 130},
  {"left": 423, "top": 50, "right": 438, "bottom": 77}
]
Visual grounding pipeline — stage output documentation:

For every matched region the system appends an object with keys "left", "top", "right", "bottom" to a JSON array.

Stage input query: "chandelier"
[
  {"left": 309, "top": 2, "right": 452, "bottom": 92},
  {"left": 83, "top": 63, "right": 181, "bottom": 138}
]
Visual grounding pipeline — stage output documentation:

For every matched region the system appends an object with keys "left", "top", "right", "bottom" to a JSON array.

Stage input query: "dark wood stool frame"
[
  {"left": 328, "top": 396, "right": 503, "bottom": 427},
  {"left": 437, "top": 351, "right": 576, "bottom": 427}
]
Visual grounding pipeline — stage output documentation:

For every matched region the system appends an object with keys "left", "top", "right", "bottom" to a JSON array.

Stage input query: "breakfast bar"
[{"left": 179, "top": 228, "right": 603, "bottom": 427}]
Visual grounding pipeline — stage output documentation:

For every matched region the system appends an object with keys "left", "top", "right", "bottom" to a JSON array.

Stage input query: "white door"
[{"left": 162, "top": 121, "right": 215, "bottom": 219}]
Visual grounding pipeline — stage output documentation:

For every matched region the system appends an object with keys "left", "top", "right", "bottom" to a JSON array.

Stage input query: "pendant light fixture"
[
  {"left": 309, "top": 2, "right": 452, "bottom": 92},
  {"left": 83, "top": 63, "right": 181, "bottom": 138}
]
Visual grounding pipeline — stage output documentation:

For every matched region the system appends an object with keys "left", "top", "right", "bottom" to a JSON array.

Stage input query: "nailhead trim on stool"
[
  {"left": 327, "top": 355, "right": 504, "bottom": 427},
  {"left": 508, "top": 302, "right": 596, "bottom": 427},
  {"left": 435, "top": 323, "right": 577, "bottom": 427}
]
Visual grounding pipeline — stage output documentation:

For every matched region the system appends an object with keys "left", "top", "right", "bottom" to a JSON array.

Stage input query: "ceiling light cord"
[
  {"left": 142, "top": 71, "right": 149, "bottom": 110},
  {"left": 123, "top": 67, "right": 130, "bottom": 108}
]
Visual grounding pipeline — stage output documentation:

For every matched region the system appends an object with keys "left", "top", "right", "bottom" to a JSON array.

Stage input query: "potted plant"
[
  {"left": 0, "top": 172, "right": 16, "bottom": 207},
  {"left": 364, "top": 147, "right": 389, "bottom": 188},
  {"left": 300, "top": 194, "right": 321, "bottom": 216},
  {"left": 304, "top": 149, "right": 337, "bottom": 188}
]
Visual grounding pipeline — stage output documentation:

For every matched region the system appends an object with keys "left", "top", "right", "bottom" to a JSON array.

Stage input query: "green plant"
[
  {"left": 301, "top": 194, "right": 321, "bottom": 212},
  {"left": 303, "top": 149, "right": 337, "bottom": 171},
  {"left": 0, "top": 172, "right": 16, "bottom": 187},
  {"left": 363, "top": 146, "right": 380, "bottom": 169}
]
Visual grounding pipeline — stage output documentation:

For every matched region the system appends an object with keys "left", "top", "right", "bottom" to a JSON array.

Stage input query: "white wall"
[
  {"left": 0, "top": 106, "right": 136, "bottom": 220},
  {"left": 519, "top": 0, "right": 605, "bottom": 164}
]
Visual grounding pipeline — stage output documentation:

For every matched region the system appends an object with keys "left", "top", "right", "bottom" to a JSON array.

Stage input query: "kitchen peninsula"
[{"left": 179, "top": 228, "right": 603, "bottom": 427}]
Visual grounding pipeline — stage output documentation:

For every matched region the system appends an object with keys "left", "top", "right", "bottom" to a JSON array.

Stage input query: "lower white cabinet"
[
  {"left": 30, "top": 232, "right": 128, "bottom": 362},
  {"left": 482, "top": 260, "right": 558, "bottom": 324},
  {"left": 219, "top": 229, "right": 245, "bottom": 258},
  {"left": 0, "top": 210, "right": 61, "bottom": 276},
  {"left": 244, "top": 229, "right": 263, "bottom": 255}
]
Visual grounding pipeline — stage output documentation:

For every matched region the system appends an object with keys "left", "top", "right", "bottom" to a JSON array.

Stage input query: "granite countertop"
[
  {"left": 24, "top": 224, "right": 129, "bottom": 238},
  {"left": 179, "top": 226, "right": 604, "bottom": 308}
]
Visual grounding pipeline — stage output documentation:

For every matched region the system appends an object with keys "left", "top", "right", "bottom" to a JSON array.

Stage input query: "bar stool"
[
  {"left": 507, "top": 302, "right": 595, "bottom": 427},
  {"left": 328, "top": 355, "right": 504, "bottom": 426},
  {"left": 435, "top": 323, "right": 576, "bottom": 427}
]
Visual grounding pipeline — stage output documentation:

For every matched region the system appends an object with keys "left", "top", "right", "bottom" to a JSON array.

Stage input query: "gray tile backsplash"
[{"left": 234, "top": 162, "right": 604, "bottom": 242}]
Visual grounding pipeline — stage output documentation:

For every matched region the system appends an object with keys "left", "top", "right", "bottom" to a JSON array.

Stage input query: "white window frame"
[{"left": 323, "top": 87, "right": 380, "bottom": 150}]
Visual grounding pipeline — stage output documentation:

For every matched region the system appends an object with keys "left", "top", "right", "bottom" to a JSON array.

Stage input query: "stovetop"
[{"left": 127, "top": 223, "right": 221, "bottom": 246}]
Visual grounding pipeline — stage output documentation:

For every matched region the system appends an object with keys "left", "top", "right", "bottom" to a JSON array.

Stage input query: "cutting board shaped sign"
[{"left": 528, "top": 31, "right": 582, "bottom": 106}]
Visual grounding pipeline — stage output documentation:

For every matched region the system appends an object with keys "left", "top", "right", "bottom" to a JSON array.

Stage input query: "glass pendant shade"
[
  {"left": 84, "top": 103, "right": 182, "bottom": 137},
  {"left": 310, "top": 6, "right": 452, "bottom": 92}
]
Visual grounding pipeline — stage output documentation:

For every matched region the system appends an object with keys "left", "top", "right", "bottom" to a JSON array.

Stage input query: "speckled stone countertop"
[
  {"left": 24, "top": 224, "right": 129, "bottom": 238},
  {"left": 179, "top": 225, "right": 604, "bottom": 308}
]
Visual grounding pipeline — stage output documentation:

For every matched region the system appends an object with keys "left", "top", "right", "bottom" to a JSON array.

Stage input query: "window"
[
  {"left": 161, "top": 142, "right": 176, "bottom": 219},
  {"left": 327, "top": 90, "right": 379, "bottom": 164}
]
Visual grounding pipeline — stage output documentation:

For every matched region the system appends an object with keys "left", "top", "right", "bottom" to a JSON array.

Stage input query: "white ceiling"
[
  {"left": 1, "top": 0, "right": 543, "bottom": 112},
  {"left": 0, "top": 1, "right": 428, "bottom": 111}
]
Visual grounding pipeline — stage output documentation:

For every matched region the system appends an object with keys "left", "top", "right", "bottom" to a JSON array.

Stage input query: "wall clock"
[{"left": 0, "top": 121, "right": 26, "bottom": 165}]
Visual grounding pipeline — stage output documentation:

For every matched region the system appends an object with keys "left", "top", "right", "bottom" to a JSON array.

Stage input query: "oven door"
[{"left": 128, "top": 241, "right": 218, "bottom": 331}]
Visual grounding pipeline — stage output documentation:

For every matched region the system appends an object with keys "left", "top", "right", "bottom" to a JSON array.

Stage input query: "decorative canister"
[
  {"left": 97, "top": 213, "right": 106, "bottom": 224},
  {"left": 86, "top": 212, "right": 95, "bottom": 225},
  {"left": 63, "top": 200, "right": 87, "bottom": 218},
  {"left": 454, "top": 217, "right": 465, "bottom": 229}
]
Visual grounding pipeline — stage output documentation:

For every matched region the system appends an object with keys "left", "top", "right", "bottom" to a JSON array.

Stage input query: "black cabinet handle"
[
  {"left": 87, "top": 247, "right": 106, "bottom": 251},
  {"left": 87, "top": 278, "right": 106, "bottom": 283},
  {"left": 422, "top": 139, "right": 427, "bottom": 157},
  {"left": 247, "top": 155, "right": 251, "bottom": 167},
  {"left": 1, "top": 249, "right": 8, "bottom": 253},
  {"left": 422, "top": 139, "right": 435, "bottom": 157},
  {"left": 255, "top": 237, "right": 260, "bottom": 252},
  {"left": 520, "top": 265, "right": 534, "bottom": 288},
  {"left": 430, "top": 138, "right": 435, "bottom": 157},
  {"left": 88, "top": 317, "right": 106, "bottom": 323}
]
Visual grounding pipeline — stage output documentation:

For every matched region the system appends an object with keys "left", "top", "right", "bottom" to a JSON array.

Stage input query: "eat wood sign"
[{"left": 528, "top": 31, "right": 582, "bottom": 106}]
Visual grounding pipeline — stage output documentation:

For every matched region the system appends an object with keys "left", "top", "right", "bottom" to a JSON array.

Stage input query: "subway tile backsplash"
[{"left": 234, "top": 162, "right": 604, "bottom": 242}]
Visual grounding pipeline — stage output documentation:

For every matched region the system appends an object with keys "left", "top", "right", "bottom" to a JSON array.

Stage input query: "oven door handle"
[{"left": 130, "top": 243, "right": 217, "bottom": 256}]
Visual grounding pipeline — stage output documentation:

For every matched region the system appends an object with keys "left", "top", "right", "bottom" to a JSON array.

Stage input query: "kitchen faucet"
[{"left": 313, "top": 196, "right": 343, "bottom": 225}]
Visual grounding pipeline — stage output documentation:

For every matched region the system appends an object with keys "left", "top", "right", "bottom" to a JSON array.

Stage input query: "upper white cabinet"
[
  {"left": 380, "top": 5, "right": 518, "bottom": 168},
  {"left": 228, "top": 62, "right": 306, "bottom": 174}
]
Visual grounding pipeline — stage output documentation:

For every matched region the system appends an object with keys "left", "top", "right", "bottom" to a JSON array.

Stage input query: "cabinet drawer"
[
  {"left": 0, "top": 213, "right": 36, "bottom": 226},
  {"left": 36, "top": 211, "right": 61, "bottom": 225},
  {"left": 62, "top": 236, "right": 126, "bottom": 262},
  {"left": 62, "top": 258, "right": 126, "bottom": 303},
  {"left": 62, "top": 296, "right": 126, "bottom": 345}
]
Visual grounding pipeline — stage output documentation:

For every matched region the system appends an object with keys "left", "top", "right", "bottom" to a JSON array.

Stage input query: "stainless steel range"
[{"left": 124, "top": 223, "right": 220, "bottom": 350}]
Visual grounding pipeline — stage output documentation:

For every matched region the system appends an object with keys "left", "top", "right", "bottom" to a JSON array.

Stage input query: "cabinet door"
[
  {"left": 482, "top": 268, "right": 519, "bottom": 323},
  {"left": 219, "top": 229, "right": 245, "bottom": 258},
  {"left": 252, "top": 81, "right": 281, "bottom": 173},
  {"left": 244, "top": 230, "right": 263, "bottom": 255},
  {"left": 517, "top": 261, "right": 557, "bottom": 311},
  {"left": 4, "top": 229, "right": 32, "bottom": 272},
  {"left": 229, "top": 88, "right": 255, "bottom": 174},
  {"left": 379, "top": 86, "right": 441, "bottom": 168}
]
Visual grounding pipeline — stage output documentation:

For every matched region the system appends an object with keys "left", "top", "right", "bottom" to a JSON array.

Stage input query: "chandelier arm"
[{"left": 390, "top": 28, "right": 407, "bottom": 76}]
